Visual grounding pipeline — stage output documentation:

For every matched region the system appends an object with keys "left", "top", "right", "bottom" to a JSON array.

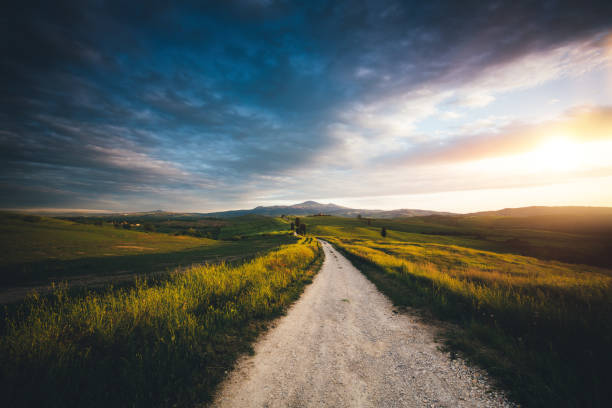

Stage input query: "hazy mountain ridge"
[
  {"left": 204, "top": 201, "right": 454, "bottom": 218},
  {"left": 10, "top": 203, "right": 612, "bottom": 220}
]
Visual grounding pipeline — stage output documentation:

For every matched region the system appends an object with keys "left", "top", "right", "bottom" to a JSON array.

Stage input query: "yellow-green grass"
[
  {"left": 323, "top": 232, "right": 612, "bottom": 407},
  {"left": 86, "top": 213, "right": 289, "bottom": 240},
  {"left": 306, "top": 216, "right": 496, "bottom": 248},
  {"left": 410, "top": 214, "right": 612, "bottom": 267},
  {"left": 0, "top": 213, "right": 295, "bottom": 286},
  {"left": 215, "top": 215, "right": 289, "bottom": 239},
  {"left": 304, "top": 214, "right": 612, "bottom": 268},
  {"left": 299, "top": 215, "right": 612, "bottom": 405},
  {"left": 0, "top": 237, "right": 322, "bottom": 407},
  {"left": 0, "top": 213, "right": 217, "bottom": 263}
]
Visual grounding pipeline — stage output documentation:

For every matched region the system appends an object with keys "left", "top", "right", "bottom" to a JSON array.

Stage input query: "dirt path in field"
[{"left": 212, "top": 240, "right": 512, "bottom": 408}]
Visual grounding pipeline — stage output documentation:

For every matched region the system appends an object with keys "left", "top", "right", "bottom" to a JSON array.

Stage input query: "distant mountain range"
[
  {"left": 203, "top": 201, "right": 455, "bottom": 218},
  {"left": 14, "top": 203, "right": 612, "bottom": 220}
]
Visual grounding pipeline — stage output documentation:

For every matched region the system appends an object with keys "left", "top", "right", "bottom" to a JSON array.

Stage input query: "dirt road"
[{"left": 212, "top": 240, "right": 511, "bottom": 407}]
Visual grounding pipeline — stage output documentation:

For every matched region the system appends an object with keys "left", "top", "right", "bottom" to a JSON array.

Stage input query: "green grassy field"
[
  {"left": 0, "top": 213, "right": 294, "bottom": 287},
  {"left": 2, "top": 210, "right": 611, "bottom": 406},
  {"left": 304, "top": 215, "right": 612, "bottom": 407},
  {"left": 62, "top": 213, "right": 289, "bottom": 240},
  {"left": 0, "top": 237, "right": 322, "bottom": 407},
  {"left": 305, "top": 213, "right": 612, "bottom": 268}
]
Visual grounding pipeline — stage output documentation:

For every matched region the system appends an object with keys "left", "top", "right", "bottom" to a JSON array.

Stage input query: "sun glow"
[
  {"left": 463, "top": 135, "right": 612, "bottom": 177},
  {"left": 526, "top": 136, "right": 581, "bottom": 172}
]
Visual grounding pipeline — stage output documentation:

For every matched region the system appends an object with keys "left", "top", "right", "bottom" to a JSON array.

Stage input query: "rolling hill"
[{"left": 467, "top": 205, "right": 612, "bottom": 217}]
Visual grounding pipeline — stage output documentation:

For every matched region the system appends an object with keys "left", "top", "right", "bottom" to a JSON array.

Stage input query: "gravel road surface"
[{"left": 212, "top": 240, "right": 512, "bottom": 407}]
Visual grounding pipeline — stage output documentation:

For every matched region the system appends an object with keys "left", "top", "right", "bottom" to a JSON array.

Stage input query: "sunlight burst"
[
  {"left": 527, "top": 136, "right": 581, "bottom": 172},
  {"left": 465, "top": 135, "right": 612, "bottom": 178}
]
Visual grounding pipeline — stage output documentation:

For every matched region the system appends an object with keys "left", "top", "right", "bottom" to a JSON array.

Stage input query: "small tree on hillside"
[
  {"left": 290, "top": 222, "right": 295, "bottom": 231},
  {"left": 299, "top": 223, "right": 306, "bottom": 235},
  {"left": 381, "top": 226, "right": 387, "bottom": 238},
  {"left": 295, "top": 217, "right": 301, "bottom": 228}
]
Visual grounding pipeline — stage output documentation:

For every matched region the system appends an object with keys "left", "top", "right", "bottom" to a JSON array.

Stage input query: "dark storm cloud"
[{"left": 1, "top": 0, "right": 611, "bottom": 209}]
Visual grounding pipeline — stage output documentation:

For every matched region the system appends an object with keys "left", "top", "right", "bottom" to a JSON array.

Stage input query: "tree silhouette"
[{"left": 381, "top": 227, "right": 387, "bottom": 237}]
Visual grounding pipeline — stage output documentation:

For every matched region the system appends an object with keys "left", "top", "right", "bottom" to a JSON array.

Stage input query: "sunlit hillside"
[{"left": 0, "top": 213, "right": 294, "bottom": 288}]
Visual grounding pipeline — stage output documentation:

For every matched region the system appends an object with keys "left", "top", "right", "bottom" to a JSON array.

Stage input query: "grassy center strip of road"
[
  {"left": 326, "top": 237, "right": 612, "bottom": 407},
  {"left": 0, "top": 237, "right": 322, "bottom": 407}
]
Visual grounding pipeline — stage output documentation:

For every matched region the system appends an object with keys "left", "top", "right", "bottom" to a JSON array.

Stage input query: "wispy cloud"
[
  {"left": 1, "top": 1, "right": 612, "bottom": 210},
  {"left": 396, "top": 106, "right": 612, "bottom": 166}
]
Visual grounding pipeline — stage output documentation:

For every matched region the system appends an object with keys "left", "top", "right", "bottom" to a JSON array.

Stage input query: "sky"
[{"left": 1, "top": 0, "right": 612, "bottom": 213}]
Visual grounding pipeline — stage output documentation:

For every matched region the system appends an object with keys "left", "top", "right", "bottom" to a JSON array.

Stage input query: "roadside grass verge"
[
  {"left": 327, "top": 237, "right": 612, "bottom": 407},
  {"left": 0, "top": 237, "right": 322, "bottom": 407}
]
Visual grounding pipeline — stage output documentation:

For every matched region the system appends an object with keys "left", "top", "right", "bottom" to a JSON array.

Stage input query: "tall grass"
[
  {"left": 0, "top": 238, "right": 321, "bottom": 407},
  {"left": 329, "top": 238, "right": 612, "bottom": 407}
]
